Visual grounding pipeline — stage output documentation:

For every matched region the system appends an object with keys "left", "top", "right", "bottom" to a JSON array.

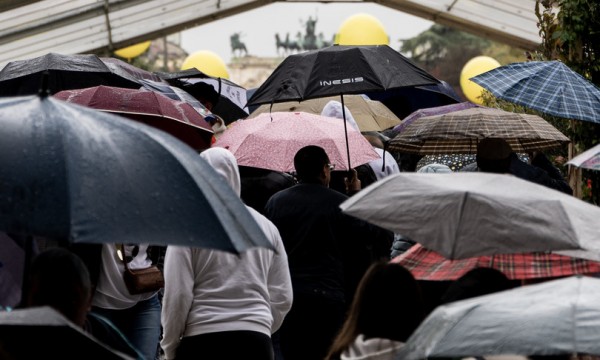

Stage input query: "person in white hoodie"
[
  {"left": 325, "top": 262, "right": 425, "bottom": 360},
  {"left": 160, "top": 147, "right": 293, "bottom": 360}
]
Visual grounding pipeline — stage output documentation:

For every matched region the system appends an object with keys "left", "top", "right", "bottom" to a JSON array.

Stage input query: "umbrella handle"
[{"left": 340, "top": 94, "right": 352, "bottom": 171}]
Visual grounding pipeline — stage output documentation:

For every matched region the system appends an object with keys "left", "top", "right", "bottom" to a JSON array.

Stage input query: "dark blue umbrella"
[
  {"left": 0, "top": 95, "right": 273, "bottom": 253},
  {"left": 366, "top": 80, "right": 461, "bottom": 119},
  {"left": 470, "top": 61, "right": 600, "bottom": 124}
]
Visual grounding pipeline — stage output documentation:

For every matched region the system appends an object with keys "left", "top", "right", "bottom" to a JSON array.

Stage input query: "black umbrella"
[
  {"left": 157, "top": 68, "right": 249, "bottom": 124},
  {"left": 0, "top": 53, "right": 141, "bottom": 96},
  {"left": 0, "top": 95, "right": 273, "bottom": 253},
  {"left": 0, "top": 307, "right": 133, "bottom": 360},
  {"left": 246, "top": 45, "right": 440, "bottom": 169},
  {"left": 247, "top": 45, "right": 439, "bottom": 105}
]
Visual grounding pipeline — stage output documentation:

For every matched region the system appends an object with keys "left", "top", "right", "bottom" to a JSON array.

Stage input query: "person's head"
[
  {"left": 417, "top": 163, "right": 453, "bottom": 173},
  {"left": 476, "top": 138, "right": 513, "bottom": 174},
  {"left": 184, "top": 82, "right": 219, "bottom": 111},
  {"left": 440, "top": 267, "right": 513, "bottom": 304},
  {"left": 199, "top": 147, "right": 241, "bottom": 196},
  {"left": 326, "top": 262, "right": 425, "bottom": 359},
  {"left": 293, "top": 145, "right": 332, "bottom": 186},
  {"left": 26, "top": 248, "right": 92, "bottom": 327},
  {"left": 362, "top": 132, "right": 385, "bottom": 149},
  {"left": 321, "top": 100, "right": 360, "bottom": 132}
]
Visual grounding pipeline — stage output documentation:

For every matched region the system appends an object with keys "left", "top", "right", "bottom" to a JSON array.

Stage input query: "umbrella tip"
[{"left": 38, "top": 71, "right": 50, "bottom": 98}]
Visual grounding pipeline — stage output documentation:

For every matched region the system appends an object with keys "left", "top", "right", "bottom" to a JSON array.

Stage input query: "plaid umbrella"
[
  {"left": 567, "top": 143, "right": 600, "bottom": 171},
  {"left": 392, "top": 102, "right": 480, "bottom": 134},
  {"left": 248, "top": 95, "right": 401, "bottom": 132},
  {"left": 388, "top": 107, "right": 570, "bottom": 155},
  {"left": 393, "top": 244, "right": 600, "bottom": 281},
  {"left": 470, "top": 61, "right": 600, "bottom": 124}
]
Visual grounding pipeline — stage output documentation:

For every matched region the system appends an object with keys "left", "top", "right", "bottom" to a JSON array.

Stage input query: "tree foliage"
[{"left": 534, "top": 0, "right": 600, "bottom": 203}]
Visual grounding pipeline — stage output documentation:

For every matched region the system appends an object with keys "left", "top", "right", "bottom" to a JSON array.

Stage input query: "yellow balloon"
[
  {"left": 181, "top": 50, "right": 229, "bottom": 79},
  {"left": 336, "top": 13, "right": 389, "bottom": 46},
  {"left": 460, "top": 56, "right": 501, "bottom": 104},
  {"left": 114, "top": 41, "right": 151, "bottom": 59}
]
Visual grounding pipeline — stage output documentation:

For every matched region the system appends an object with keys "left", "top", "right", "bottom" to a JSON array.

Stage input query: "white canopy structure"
[{"left": 0, "top": 0, "right": 540, "bottom": 67}]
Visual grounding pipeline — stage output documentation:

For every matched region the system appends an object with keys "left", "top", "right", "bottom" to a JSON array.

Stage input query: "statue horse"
[
  {"left": 275, "top": 33, "right": 287, "bottom": 56},
  {"left": 230, "top": 32, "right": 248, "bottom": 57}
]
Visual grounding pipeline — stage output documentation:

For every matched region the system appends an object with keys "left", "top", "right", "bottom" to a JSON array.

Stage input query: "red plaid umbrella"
[{"left": 393, "top": 244, "right": 600, "bottom": 281}]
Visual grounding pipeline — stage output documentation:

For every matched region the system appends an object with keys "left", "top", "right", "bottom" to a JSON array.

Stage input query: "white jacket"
[
  {"left": 341, "top": 335, "right": 404, "bottom": 360},
  {"left": 160, "top": 148, "right": 293, "bottom": 360}
]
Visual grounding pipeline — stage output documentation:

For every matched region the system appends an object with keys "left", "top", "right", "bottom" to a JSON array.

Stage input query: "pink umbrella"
[
  {"left": 214, "top": 111, "right": 379, "bottom": 172},
  {"left": 54, "top": 85, "right": 214, "bottom": 151}
]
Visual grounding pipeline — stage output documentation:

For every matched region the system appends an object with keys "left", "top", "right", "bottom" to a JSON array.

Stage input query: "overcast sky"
[{"left": 180, "top": 3, "right": 433, "bottom": 64}]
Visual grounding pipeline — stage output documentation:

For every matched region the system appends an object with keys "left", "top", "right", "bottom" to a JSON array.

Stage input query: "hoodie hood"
[
  {"left": 199, "top": 147, "right": 241, "bottom": 196},
  {"left": 321, "top": 100, "right": 360, "bottom": 131}
]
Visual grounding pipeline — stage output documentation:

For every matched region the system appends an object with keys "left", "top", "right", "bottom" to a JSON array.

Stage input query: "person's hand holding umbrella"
[{"left": 344, "top": 168, "right": 362, "bottom": 195}]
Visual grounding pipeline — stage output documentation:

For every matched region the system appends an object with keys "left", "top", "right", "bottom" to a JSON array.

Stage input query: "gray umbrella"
[
  {"left": 0, "top": 95, "right": 273, "bottom": 253},
  {"left": 398, "top": 276, "right": 600, "bottom": 359},
  {"left": 0, "top": 306, "right": 134, "bottom": 359}
]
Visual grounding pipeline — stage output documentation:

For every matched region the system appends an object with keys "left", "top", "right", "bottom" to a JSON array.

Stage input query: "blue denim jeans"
[{"left": 92, "top": 294, "right": 161, "bottom": 360}]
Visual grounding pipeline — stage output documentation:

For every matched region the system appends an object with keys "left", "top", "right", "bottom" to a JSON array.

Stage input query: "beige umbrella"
[
  {"left": 388, "top": 107, "right": 570, "bottom": 154},
  {"left": 248, "top": 95, "right": 400, "bottom": 132}
]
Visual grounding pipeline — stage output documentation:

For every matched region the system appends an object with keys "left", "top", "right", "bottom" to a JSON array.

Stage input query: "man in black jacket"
[{"left": 265, "top": 145, "right": 393, "bottom": 360}]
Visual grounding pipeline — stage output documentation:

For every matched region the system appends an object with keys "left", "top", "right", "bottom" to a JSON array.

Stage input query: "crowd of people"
[{"left": 1, "top": 65, "right": 584, "bottom": 360}]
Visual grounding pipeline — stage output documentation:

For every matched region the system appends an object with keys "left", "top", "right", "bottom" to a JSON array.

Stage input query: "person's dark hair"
[
  {"left": 26, "top": 248, "right": 92, "bottom": 326},
  {"left": 183, "top": 82, "right": 219, "bottom": 108},
  {"left": 440, "top": 267, "right": 513, "bottom": 304},
  {"left": 294, "top": 145, "right": 329, "bottom": 182},
  {"left": 326, "top": 262, "right": 425, "bottom": 360},
  {"left": 476, "top": 138, "right": 512, "bottom": 174}
]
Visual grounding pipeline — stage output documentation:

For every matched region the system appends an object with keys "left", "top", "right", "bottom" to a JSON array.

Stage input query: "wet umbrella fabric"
[
  {"left": 0, "top": 95, "right": 272, "bottom": 253},
  {"left": 340, "top": 173, "right": 600, "bottom": 260},
  {"left": 0, "top": 53, "right": 140, "bottom": 96},
  {"left": 394, "top": 243, "right": 600, "bottom": 281},
  {"left": 388, "top": 107, "right": 570, "bottom": 155},
  {"left": 398, "top": 276, "right": 600, "bottom": 359},
  {"left": 248, "top": 95, "right": 401, "bottom": 132},
  {"left": 213, "top": 111, "right": 379, "bottom": 172},
  {"left": 100, "top": 57, "right": 166, "bottom": 85},
  {"left": 158, "top": 68, "right": 249, "bottom": 123},
  {"left": 470, "top": 60, "right": 600, "bottom": 124},
  {"left": 0, "top": 306, "right": 134, "bottom": 360},
  {"left": 247, "top": 45, "right": 439, "bottom": 105},
  {"left": 567, "top": 143, "right": 600, "bottom": 171},
  {"left": 392, "top": 102, "right": 480, "bottom": 134},
  {"left": 53, "top": 86, "right": 214, "bottom": 151}
]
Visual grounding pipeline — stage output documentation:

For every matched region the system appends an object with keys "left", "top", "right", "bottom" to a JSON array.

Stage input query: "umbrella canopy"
[
  {"left": 567, "top": 143, "right": 600, "bottom": 171},
  {"left": 138, "top": 78, "right": 214, "bottom": 119},
  {"left": 158, "top": 68, "right": 249, "bottom": 123},
  {"left": 0, "top": 53, "right": 140, "bottom": 96},
  {"left": 0, "top": 306, "right": 134, "bottom": 360},
  {"left": 394, "top": 243, "right": 600, "bottom": 281},
  {"left": 213, "top": 111, "right": 379, "bottom": 172},
  {"left": 0, "top": 95, "right": 273, "bottom": 253},
  {"left": 100, "top": 57, "right": 166, "bottom": 85},
  {"left": 53, "top": 86, "right": 214, "bottom": 151},
  {"left": 470, "top": 60, "right": 600, "bottom": 124},
  {"left": 398, "top": 276, "right": 600, "bottom": 359},
  {"left": 392, "top": 101, "right": 480, "bottom": 134},
  {"left": 340, "top": 172, "right": 600, "bottom": 259},
  {"left": 247, "top": 45, "right": 440, "bottom": 105},
  {"left": 388, "top": 107, "right": 570, "bottom": 155},
  {"left": 366, "top": 80, "right": 462, "bottom": 119},
  {"left": 248, "top": 95, "right": 401, "bottom": 132}
]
